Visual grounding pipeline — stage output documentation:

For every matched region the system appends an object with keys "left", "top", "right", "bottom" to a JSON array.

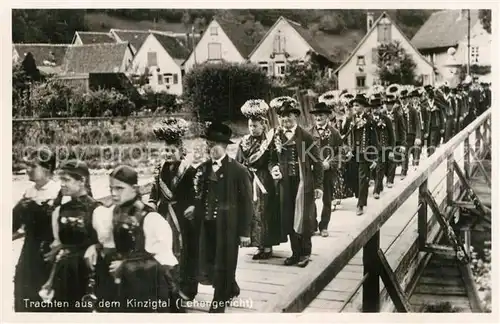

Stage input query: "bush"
[
  {"left": 28, "top": 79, "right": 75, "bottom": 117},
  {"left": 141, "top": 89, "right": 181, "bottom": 114},
  {"left": 182, "top": 62, "right": 272, "bottom": 121},
  {"left": 376, "top": 41, "right": 418, "bottom": 85}
]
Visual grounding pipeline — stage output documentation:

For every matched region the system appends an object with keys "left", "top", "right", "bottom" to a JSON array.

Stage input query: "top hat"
[
  {"left": 200, "top": 122, "right": 234, "bottom": 144},
  {"left": 276, "top": 100, "right": 301, "bottom": 116},
  {"left": 408, "top": 89, "right": 420, "bottom": 98},
  {"left": 384, "top": 94, "right": 397, "bottom": 104},
  {"left": 310, "top": 102, "right": 332, "bottom": 115},
  {"left": 351, "top": 93, "right": 370, "bottom": 107},
  {"left": 423, "top": 85, "right": 433, "bottom": 93}
]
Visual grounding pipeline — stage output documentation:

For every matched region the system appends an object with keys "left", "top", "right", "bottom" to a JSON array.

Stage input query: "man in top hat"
[
  {"left": 308, "top": 102, "right": 342, "bottom": 237},
  {"left": 421, "top": 86, "right": 445, "bottom": 156},
  {"left": 401, "top": 89, "right": 423, "bottom": 176},
  {"left": 341, "top": 94, "right": 379, "bottom": 215},
  {"left": 370, "top": 95, "right": 395, "bottom": 199},
  {"left": 438, "top": 84, "right": 458, "bottom": 143},
  {"left": 193, "top": 122, "right": 253, "bottom": 313},
  {"left": 269, "top": 101, "right": 323, "bottom": 267}
]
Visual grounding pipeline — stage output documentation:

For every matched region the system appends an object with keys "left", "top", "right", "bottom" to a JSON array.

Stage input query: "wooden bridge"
[{"left": 11, "top": 109, "right": 491, "bottom": 313}]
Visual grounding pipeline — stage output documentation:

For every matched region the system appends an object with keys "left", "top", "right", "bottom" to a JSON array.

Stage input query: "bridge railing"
[{"left": 261, "top": 108, "right": 491, "bottom": 312}]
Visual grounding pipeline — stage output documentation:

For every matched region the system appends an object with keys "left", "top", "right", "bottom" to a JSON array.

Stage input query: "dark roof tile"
[
  {"left": 153, "top": 34, "right": 190, "bottom": 61},
  {"left": 62, "top": 43, "right": 130, "bottom": 74},
  {"left": 77, "top": 31, "right": 117, "bottom": 44},
  {"left": 216, "top": 18, "right": 262, "bottom": 58},
  {"left": 112, "top": 30, "right": 150, "bottom": 51}
]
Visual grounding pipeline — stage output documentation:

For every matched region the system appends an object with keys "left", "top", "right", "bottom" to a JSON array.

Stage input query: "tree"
[
  {"left": 375, "top": 41, "right": 418, "bottom": 85},
  {"left": 479, "top": 9, "right": 491, "bottom": 34}
]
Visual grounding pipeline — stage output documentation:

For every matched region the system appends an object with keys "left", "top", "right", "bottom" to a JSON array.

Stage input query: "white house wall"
[
  {"left": 183, "top": 20, "right": 245, "bottom": 73},
  {"left": 338, "top": 17, "right": 434, "bottom": 91},
  {"left": 130, "top": 34, "right": 183, "bottom": 95},
  {"left": 457, "top": 21, "right": 492, "bottom": 66},
  {"left": 249, "top": 18, "right": 313, "bottom": 77}
]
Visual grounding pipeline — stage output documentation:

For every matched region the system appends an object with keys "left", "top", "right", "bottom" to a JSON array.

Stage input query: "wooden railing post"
[
  {"left": 447, "top": 155, "right": 455, "bottom": 206},
  {"left": 475, "top": 127, "right": 481, "bottom": 156},
  {"left": 464, "top": 136, "right": 471, "bottom": 180},
  {"left": 363, "top": 230, "right": 380, "bottom": 312},
  {"left": 418, "top": 179, "right": 428, "bottom": 250}
]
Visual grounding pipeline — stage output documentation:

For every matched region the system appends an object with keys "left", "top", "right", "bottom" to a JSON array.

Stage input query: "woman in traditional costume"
[
  {"left": 40, "top": 160, "right": 111, "bottom": 312},
  {"left": 103, "top": 164, "right": 181, "bottom": 312},
  {"left": 235, "top": 99, "right": 284, "bottom": 260},
  {"left": 149, "top": 117, "right": 198, "bottom": 301},
  {"left": 13, "top": 149, "right": 61, "bottom": 312}
]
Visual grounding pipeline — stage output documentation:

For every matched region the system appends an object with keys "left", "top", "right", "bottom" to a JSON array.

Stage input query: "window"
[
  {"left": 157, "top": 74, "right": 163, "bottom": 85},
  {"left": 356, "top": 76, "right": 366, "bottom": 88},
  {"left": 147, "top": 52, "right": 158, "bottom": 67},
  {"left": 259, "top": 61, "right": 269, "bottom": 74},
  {"left": 357, "top": 55, "right": 365, "bottom": 66},
  {"left": 377, "top": 23, "right": 392, "bottom": 42},
  {"left": 273, "top": 32, "right": 286, "bottom": 53},
  {"left": 173, "top": 73, "right": 178, "bottom": 84},
  {"left": 208, "top": 43, "right": 222, "bottom": 60},
  {"left": 210, "top": 27, "right": 218, "bottom": 35},
  {"left": 371, "top": 48, "right": 379, "bottom": 64},
  {"left": 275, "top": 61, "right": 286, "bottom": 76},
  {"left": 471, "top": 46, "right": 479, "bottom": 64}
]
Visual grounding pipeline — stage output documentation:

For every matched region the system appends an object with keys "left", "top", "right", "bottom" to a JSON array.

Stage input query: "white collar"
[{"left": 212, "top": 154, "right": 226, "bottom": 165}]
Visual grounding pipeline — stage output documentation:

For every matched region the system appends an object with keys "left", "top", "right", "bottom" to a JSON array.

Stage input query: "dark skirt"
[
  {"left": 14, "top": 238, "right": 52, "bottom": 312},
  {"left": 334, "top": 161, "right": 357, "bottom": 200}
]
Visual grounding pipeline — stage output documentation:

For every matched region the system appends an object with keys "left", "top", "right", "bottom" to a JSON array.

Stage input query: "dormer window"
[
  {"left": 210, "top": 27, "right": 218, "bottom": 36},
  {"left": 357, "top": 55, "right": 366, "bottom": 66}
]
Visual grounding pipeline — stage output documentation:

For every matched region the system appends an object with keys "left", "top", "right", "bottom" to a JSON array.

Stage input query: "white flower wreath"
[
  {"left": 241, "top": 99, "right": 270, "bottom": 118},
  {"left": 269, "top": 96, "right": 298, "bottom": 109},
  {"left": 318, "top": 90, "right": 340, "bottom": 107}
]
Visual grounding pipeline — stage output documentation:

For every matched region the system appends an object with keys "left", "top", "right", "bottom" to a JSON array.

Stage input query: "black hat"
[
  {"left": 384, "top": 94, "right": 397, "bottom": 104},
  {"left": 399, "top": 89, "right": 409, "bottom": 98},
  {"left": 351, "top": 93, "right": 370, "bottom": 107},
  {"left": 276, "top": 100, "right": 301, "bottom": 116},
  {"left": 310, "top": 102, "right": 331, "bottom": 115},
  {"left": 24, "top": 148, "right": 57, "bottom": 172},
  {"left": 200, "top": 122, "right": 234, "bottom": 144},
  {"left": 423, "top": 85, "right": 433, "bottom": 93},
  {"left": 110, "top": 164, "right": 138, "bottom": 186},
  {"left": 408, "top": 89, "right": 420, "bottom": 98},
  {"left": 59, "top": 160, "right": 90, "bottom": 179}
]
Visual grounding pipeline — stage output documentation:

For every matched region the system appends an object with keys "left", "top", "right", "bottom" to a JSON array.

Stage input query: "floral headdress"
[
  {"left": 318, "top": 90, "right": 340, "bottom": 107},
  {"left": 153, "top": 117, "right": 189, "bottom": 144},
  {"left": 270, "top": 96, "right": 298, "bottom": 109},
  {"left": 241, "top": 99, "right": 270, "bottom": 119}
]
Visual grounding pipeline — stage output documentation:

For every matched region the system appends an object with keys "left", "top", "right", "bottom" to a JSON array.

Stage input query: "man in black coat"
[
  {"left": 308, "top": 102, "right": 342, "bottom": 237},
  {"left": 421, "top": 88, "right": 445, "bottom": 156},
  {"left": 269, "top": 101, "right": 324, "bottom": 267},
  {"left": 193, "top": 122, "right": 253, "bottom": 313},
  {"left": 401, "top": 89, "right": 423, "bottom": 177},
  {"left": 341, "top": 94, "right": 379, "bottom": 215}
]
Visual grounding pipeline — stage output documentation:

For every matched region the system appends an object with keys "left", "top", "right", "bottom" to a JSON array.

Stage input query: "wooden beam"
[
  {"left": 451, "top": 201, "right": 477, "bottom": 210},
  {"left": 418, "top": 180, "right": 428, "bottom": 251},
  {"left": 376, "top": 249, "right": 412, "bottom": 312},
  {"left": 363, "top": 231, "right": 380, "bottom": 312},
  {"left": 446, "top": 156, "right": 455, "bottom": 206},
  {"left": 463, "top": 137, "right": 471, "bottom": 179},
  {"left": 476, "top": 159, "right": 491, "bottom": 187},
  {"left": 422, "top": 244, "right": 457, "bottom": 258},
  {"left": 423, "top": 190, "right": 469, "bottom": 264},
  {"left": 458, "top": 263, "right": 484, "bottom": 312},
  {"left": 452, "top": 161, "right": 489, "bottom": 217}
]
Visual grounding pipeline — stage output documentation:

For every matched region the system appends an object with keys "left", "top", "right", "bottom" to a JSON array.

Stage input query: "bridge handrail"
[{"left": 261, "top": 108, "right": 491, "bottom": 312}]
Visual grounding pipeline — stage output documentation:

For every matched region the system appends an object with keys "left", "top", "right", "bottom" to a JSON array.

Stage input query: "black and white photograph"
[{"left": 6, "top": 3, "right": 495, "bottom": 317}]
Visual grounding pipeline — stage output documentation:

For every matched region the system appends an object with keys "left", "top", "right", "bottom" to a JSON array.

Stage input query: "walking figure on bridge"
[
  {"left": 193, "top": 122, "right": 253, "bottom": 313},
  {"left": 402, "top": 89, "right": 423, "bottom": 176},
  {"left": 308, "top": 102, "right": 342, "bottom": 237},
  {"left": 384, "top": 90, "right": 407, "bottom": 187},
  {"left": 269, "top": 100, "right": 324, "bottom": 267},
  {"left": 421, "top": 86, "right": 444, "bottom": 156},
  {"left": 341, "top": 94, "right": 379, "bottom": 216}
]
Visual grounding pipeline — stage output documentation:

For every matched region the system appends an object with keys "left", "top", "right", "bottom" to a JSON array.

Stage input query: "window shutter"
[
  {"left": 173, "top": 73, "right": 178, "bottom": 84},
  {"left": 377, "top": 24, "right": 384, "bottom": 42},
  {"left": 385, "top": 24, "right": 392, "bottom": 42},
  {"left": 273, "top": 35, "right": 279, "bottom": 52},
  {"left": 147, "top": 52, "right": 157, "bottom": 67}
]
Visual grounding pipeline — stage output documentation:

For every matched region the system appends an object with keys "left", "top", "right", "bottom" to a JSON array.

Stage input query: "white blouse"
[
  {"left": 22, "top": 179, "right": 60, "bottom": 205},
  {"left": 140, "top": 211, "right": 178, "bottom": 266}
]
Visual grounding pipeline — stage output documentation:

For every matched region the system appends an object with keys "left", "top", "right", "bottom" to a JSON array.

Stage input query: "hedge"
[{"left": 182, "top": 62, "right": 272, "bottom": 121}]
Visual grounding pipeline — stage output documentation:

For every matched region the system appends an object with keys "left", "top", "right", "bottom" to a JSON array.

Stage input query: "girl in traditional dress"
[
  {"left": 149, "top": 117, "right": 198, "bottom": 301},
  {"left": 13, "top": 149, "right": 61, "bottom": 312},
  {"left": 236, "top": 99, "right": 284, "bottom": 260},
  {"left": 104, "top": 164, "right": 181, "bottom": 312},
  {"left": 40, "top": 160, "right": 111, "bottom": 312}
]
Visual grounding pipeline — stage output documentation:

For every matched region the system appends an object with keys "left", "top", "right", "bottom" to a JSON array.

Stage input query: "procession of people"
[{"left": 12, "top": 78, "right": 491, "bottom": 313}]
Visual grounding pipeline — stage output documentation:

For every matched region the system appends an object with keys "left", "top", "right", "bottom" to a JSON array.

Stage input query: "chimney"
[{"left": 367, "top": 12, "right": 374, "bottom": 33}]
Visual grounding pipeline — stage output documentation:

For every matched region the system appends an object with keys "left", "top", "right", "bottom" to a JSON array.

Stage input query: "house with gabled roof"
[
  {"left": 72, "top": 31, "right": 117, "bottom": 45},
  {"left": 335, "top": 12, "right": 435, "bottom": 91},
  {"left": 129, "top": 33, "right": 190, "bottom": 95},
  {"left": 13, "top": 43, "right": 70, "bottom": 75},
  {"left": 110, "top": 29, "right": 151, "bottom": 55},
  {"left": 61, "top": 42, "right": 134, "bottom": 74},
  {"left": 248, "top": 16, "right": 336, "bottom": 78},
  {"left": 411, "top": 10, "right": 491, "bottom": 83},
  {"left": 182, "top": 17, "right": 262, "bottom": 73}
]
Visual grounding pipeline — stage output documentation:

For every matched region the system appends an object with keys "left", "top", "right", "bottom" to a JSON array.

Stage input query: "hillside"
[{"left": 13, "top": 9, "right": 436, "bottom": 63}]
